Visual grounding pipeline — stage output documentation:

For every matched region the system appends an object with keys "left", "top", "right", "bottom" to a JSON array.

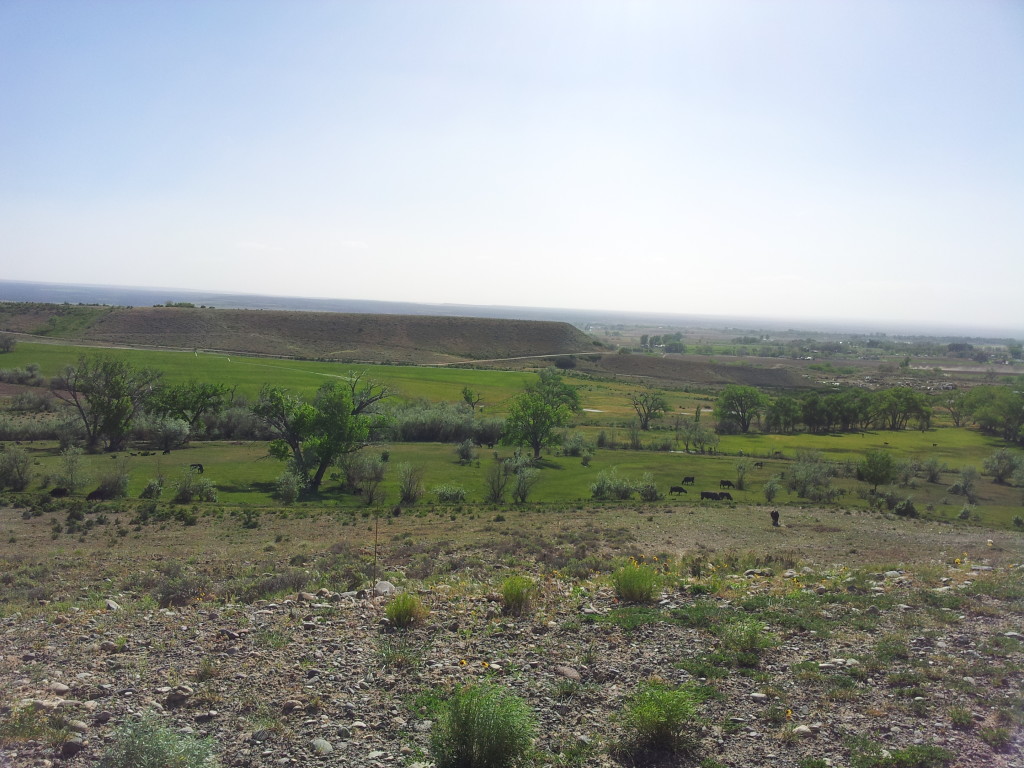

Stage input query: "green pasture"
[
  {"left": 2, "top": 342, "right": 697, "bottom": 418},
  {"left": 18, "top": 433, "right": 1024, "bottom": 529}
]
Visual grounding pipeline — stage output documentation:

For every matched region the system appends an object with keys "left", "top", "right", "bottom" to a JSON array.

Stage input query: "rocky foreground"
[{"left": 2, "top": 561, "right": 1023, "bottom": 768}]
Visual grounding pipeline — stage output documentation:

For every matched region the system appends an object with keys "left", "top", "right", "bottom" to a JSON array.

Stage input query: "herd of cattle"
[{"left": 668, "top": 476, "right": 735, "bottom": 501}]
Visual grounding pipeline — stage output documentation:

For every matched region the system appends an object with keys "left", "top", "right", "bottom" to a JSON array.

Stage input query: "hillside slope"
[{"left": 0, "top": 304, "right": 598, "bottom": 363}]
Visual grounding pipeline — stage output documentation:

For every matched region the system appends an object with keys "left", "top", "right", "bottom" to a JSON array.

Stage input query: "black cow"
[
  {"left": 49, "top": 487, "right": 69, "bottom": 498},
  {"left": 669, "top": 486, "right": 688, "bottom": 494},
  {"left": 700, "top": 491, "right": 720, "bottom": 501},
  {"left": 719, "top": 479, "right": 734, "bottom": 489},
  {"left": 770, "top": 509, "right": 780, "bottom": 526},
  {"left": 753, "top": 461, "right": 764, "bottom": 468},
  {"left": 189, "top": 463, "right": 204, "bottom": 474},
  {"left": 87, "top": 488, "right": 111, "bottom": 501},
  {"left": 681, "top": 476, "right": 695, "bottom": 485},
  {"left": 719, "top": 491, "right": 733, "bottom": 501}
]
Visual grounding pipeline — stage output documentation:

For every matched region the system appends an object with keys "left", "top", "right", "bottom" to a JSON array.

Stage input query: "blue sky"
[{"left": 2, "top": 1, "right": 1022, "bottom": 333}]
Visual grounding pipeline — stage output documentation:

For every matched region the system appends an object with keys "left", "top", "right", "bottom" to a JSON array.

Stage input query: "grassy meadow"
[{"left": 2, "top": 342, "right": 1023, "bottom": 528}]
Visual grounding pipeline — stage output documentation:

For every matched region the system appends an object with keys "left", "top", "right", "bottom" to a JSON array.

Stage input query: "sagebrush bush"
[
  {"left": 618, "top": 680, "right": 702, "bottom": 755},
  {"left": 591, "top": 468, "right": 634, "bottom": 500},
  {"left": 173, "top": 471, "right": 217, "bottom": 503},
  {"left": 612, "top": 561, "right": 658, "bottom": 603},
  {"left": 139, "top": 477, "right": 164, "bottom": 499},
  {"left": 274, "top": 470, "right": 303, "bottom": 504},
  {"left": 501, "top": 575, "right": 535, "bottom": 617},
  {"left": 430, "top": 683, "right": 536, "bottom": 768},
  {"left": 0, "top": 445, "right": 33, "bottom": 491},
  {"left": 98, "top": 713, "right": 218, "bottom": 767},
  {"left": 433, "top": 483, "right": 467, "bottom": 503},
  {"left": 385, "top": 592, "right": 428, "bottom": 629},
  {"left": 397, "top": 462, "right": 425, "bottom": 504}
]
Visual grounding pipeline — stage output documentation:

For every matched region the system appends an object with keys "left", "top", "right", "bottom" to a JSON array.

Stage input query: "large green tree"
[
  {"left": 53, "top": 356, "right": 163, "bottom": 451},
  {"left": 502, "top": 369, "right": 581, "bottom": 459},
  {"left": 713, "top": 385, "right": 767, "bottom": 434},
  {"left": 251, "top": 377, "right": 387, "bottom": 492},
  {"left": 629, "top": 388, "right": 669, "bottom": 430},
  {"left": 150, "top": 380, "right": 234, "bottom": 438}
]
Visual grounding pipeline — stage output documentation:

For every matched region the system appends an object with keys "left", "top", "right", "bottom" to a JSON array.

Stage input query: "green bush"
[
  {"left": 274, "top": 470, "right": 303, "bottom": 504},
  {"left": 98, "top": 713, "right": 218, "bottom": 767},
  {"left": 385, "top": 592, "right": 428, "bottom": 629},
  {"left": 139, "top": 477, "right": 164, "bottom": 499},
  {"left": 591, "top": 468, "right": 634, "bottom": 500},
  {"left": 430, "top": 682, "right": 536, "bottom": 768},
  {"left": 433, "top": 483, "right": 467, "bottom": 503},
  {"left": 501, "top": 575, "right": 535, "bottom": 617},
  {"left": 0, "top": 445, "right": 33, "bottom": 491},
  {"left": 618, "top": 680, "right": 702, "bottom": 755},
  {"left": 173, "top": 471, "right": 217, "bottom": 503},
  {"left": 612, "top": 561, "right": 658, "bottom": 603}
]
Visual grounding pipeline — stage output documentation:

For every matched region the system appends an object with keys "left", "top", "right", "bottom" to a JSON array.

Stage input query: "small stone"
[
  {"left": 367, "top": 750, "right": 386, "bottom": 759},
  {"left": 49, "top": 682, "right": 71, "bottom": 695},
  {"left": 282, "top": 700, "right": 303, "bottom": 713},
  {"left": 793, "top": 725, "right": 814, "bottom": 737},
  {"left": 105, "top": 599, "right": 121, "bottom": 611},
  {"left": 373, "top": 581, "right": 396, "bottom": 596},
  {"left": 61, "top": 738, "right": 86, "bottom": 758},
  {"left": 750, "top": 693, "right": 769, "bottom": 702},
  {"left": 94, "top": 711, "right": 112, "bottom": 724},
  {"left": 310, "top": 737, "right": 333, "bottom": 755},
  {"left": 67, "top": 720, "right": 88, "bottom": 733},
  {"left": 553, "top": 665, "right": 581, "bottom": 681}
]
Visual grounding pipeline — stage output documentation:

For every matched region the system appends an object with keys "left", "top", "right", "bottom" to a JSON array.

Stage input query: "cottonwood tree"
[
  {"left": 713, "top": 385, "right": 767, "bottom": 434},
  {"left": 150, "top": 380, "right": 234, "bottom": 438},
  {"left": 251, "top": 377, "right": 387, "bottom": 493},
  {"left": 502, "top": 368, "right": 581, "bottom": 459},
  {"left": 629, "top": 388, "right": 669, "bottom": 430},
  {"left": 52, "top": 356, "right": 163, "bottom": 452},
  {"left": 983, "top": 448, "right": 1022, "bottom": 485}
]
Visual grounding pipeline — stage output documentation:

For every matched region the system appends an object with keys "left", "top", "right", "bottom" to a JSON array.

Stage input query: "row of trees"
[{"left": 708, "top": 382, "right": 1024, "bottom": 444}]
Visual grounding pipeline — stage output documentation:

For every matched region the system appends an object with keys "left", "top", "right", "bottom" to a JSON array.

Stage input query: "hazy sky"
[{"left": 2, "top": 1, "right": 1022, "bottom": 333}]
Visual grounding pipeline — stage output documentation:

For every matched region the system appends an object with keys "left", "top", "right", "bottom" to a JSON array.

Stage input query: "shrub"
[
  {"left": 455, "top": 439, "right": 477, "bottom": 464},
  {"left": 274, "top": 471, "right": 303, "bottom": 504},
  {"left": 139, "top": 477, "right": 164, "bottom": 499},
  {"left": 53, "top": 446, "right": 89, "bottom": 492},
  {"left": 433, "top": 483, "right": 466, "bottom": 504},
  {"left": 98, "top": 713, "right": 219, "bottom": 767},
  {"left": 153, "top": 565, "right": 211, "bottom": 607},
  {"left": 635, "top": 472, "right": 660, "bottom": 502},
  {"left": 0, "top": 445, "right": 33, "bottom": 491},
  {"left": 560, "top": 431, "right": 590, "bottom": 457},
  {"left": 397, "top": 462, "right": 425, "bottom": 504},
  {"left": 612, "top": 561, "right": 658, "bottom": 603},
  {"left": 501, "top": 575, "right": 535, "bottom": 617},
  {"left": 618, "top": 680, "right": 702, "bottom": 755},
  {"left": 94, "top": 458, "right": 131, "bottom": 500},
  {"left": 173, "top": 470, "right": 217, "bottom": 503},
  {"left": 510, "top": 466, "right": 538, "bottom": 504},
  {"left": 591, "top": 468, "right": 634, "bottom": 500},
  {"left": 922, "top": 457, "right": 945, "bottom": 483},
  {"left": 430, "top": 683, "right": 536, "bottom": 768},
  {"left": 385, "top": 592, "right": 428, "bottom": 629},
  {"left": 1013, "top": 515, "right": 1024, "bottom": 528}
]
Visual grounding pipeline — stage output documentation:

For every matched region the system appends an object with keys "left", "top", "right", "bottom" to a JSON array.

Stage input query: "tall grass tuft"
[
  {"left": 501, "top": 575, "right": 536, "bottom": 617},
  {"left": 612, "top": 561, "right": 658, "bottom": 603},
  {"left": 385, "top": 592, "right": 428, "bottom": 629},
  {"left": 618, "top": 680, "right": 703, "bottom": 755},
  {"left": 430, "top": 682, "right": 536, "bottom": 768}
]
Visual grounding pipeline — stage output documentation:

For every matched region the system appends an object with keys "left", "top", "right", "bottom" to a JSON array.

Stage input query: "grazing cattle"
[
  {"left": 700, "top": 491, "right": 720, "bottom": 501},
  {"left": 162, "top": 449, "right": 171, "bottom": 455},
  {"left": 681, "top": 476, "right": 695, "bottom": 485},
  {"left": 770, "top": 509, "right": 780, "bottom": 527},
  {"left": 719, "top": 479, "right": 734, "bottom": 489},
  {"left": 753, "top": 462, "right": 764, "bottom": 469},
  {"left": 86, "top": 488, "right": 111, "bottom": 501},
  {"left": 669, "top": 486, "right": 688, "bottom": 495},
  {"left": 49, "top": 487, "right": 69, "bottom": 498},
  {"left": 719, "top": 491, "right": 733, "bottom": 501},
  {"left": 189, "top": 463, "right": 204, "bottom": 474}
]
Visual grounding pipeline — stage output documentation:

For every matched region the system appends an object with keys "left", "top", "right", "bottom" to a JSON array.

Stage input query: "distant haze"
[{"left": 2, "top": 2, "right": 1021, "bottom": 331}]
